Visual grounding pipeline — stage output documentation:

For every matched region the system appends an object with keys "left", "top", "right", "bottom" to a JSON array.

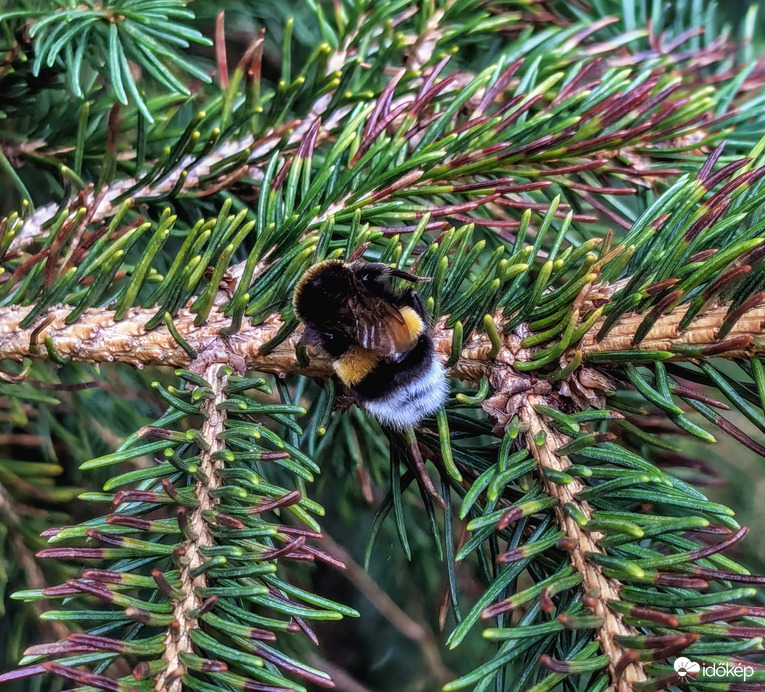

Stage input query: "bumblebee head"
[
  {"left": 293, "top": 259, "right": 429, "bottom": 354},
  {"left": 293, "top": 259, "right": 349, "bottom": 324},
  {"left": 293, "top": 260, "right": 402, "bottom": 320},
  {"left": 346, "top": 260, "right": 430, "bottom": 287}
]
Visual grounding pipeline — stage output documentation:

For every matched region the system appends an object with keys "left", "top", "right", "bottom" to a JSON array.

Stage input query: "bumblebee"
[{"left": 293, "top": 259, "right": 448, "bottom": 430}]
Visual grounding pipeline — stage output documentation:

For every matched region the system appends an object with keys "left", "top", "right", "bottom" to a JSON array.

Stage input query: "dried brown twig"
[{"left": 318, "top": 532, "right": 454, "bottom": 686}]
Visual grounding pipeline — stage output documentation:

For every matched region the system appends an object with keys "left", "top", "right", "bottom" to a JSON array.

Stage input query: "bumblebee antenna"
[{"left": 389, "top": 267, "right": 431, "bottom": 283}]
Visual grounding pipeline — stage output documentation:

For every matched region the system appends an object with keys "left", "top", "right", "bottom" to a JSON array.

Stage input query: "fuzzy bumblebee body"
[{"left": 293, "top": 259, "right": 448, "bottom": 429}]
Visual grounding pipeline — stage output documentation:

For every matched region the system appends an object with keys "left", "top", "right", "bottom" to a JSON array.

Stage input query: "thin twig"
[
  {"left": 306, "top": 656, "right": 374, "bottom": 692},
  {"left": 318, "top": 531, "right": 454, "bottom": 685}
]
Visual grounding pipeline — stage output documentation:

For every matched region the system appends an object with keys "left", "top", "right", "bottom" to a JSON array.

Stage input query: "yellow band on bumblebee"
[
  {"left": 399, "top": 305, "right": 425, "bottom": 342},
  {"left": 333, "top": 346, "right": 381, "bottom": 386}
]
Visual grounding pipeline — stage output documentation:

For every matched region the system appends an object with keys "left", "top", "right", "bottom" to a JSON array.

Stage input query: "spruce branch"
[
  {"left": 1, "top": 285, "right": 762, "bottom": 692},
  {"left": 9, "top": 132, "right": 279, "bottom": 254},
  {"left": 0, "top": 298, "right": 763, "bottom": 376},
  {"left": 4, "top": 2, "right": 765, "bottom": 690},
  {"left": 155, "top": 362, "right": 230, "bottom": 692},
  {"left": 9, "top": 21, "right": 757, "bottom": 254},
  {"left": 0, "top": 0, "right": 212, "bottom": 122},
  {"left": 520, "top": 395, "right": 647, "bottom": 692},
  {"left": 0, "top": 354, "right": 352, "bottom": 690}
]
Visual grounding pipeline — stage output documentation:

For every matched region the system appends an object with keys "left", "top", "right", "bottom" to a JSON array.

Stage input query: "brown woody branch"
[
  {"left": 582, "top": 303, "right": 765, "bottom": 356},
  {"left": 0, "top": 300, "right": 762, "bottom": 376}
]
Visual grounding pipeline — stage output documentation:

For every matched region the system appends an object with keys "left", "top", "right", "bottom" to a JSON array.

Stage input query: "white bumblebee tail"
[{"left": 362, "top": 359, "right": 449, "bottom": 429}]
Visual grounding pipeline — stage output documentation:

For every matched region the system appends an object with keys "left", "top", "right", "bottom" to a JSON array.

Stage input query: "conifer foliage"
[{"left": 2, "top": 1, "right": 765, "bottom": 690}]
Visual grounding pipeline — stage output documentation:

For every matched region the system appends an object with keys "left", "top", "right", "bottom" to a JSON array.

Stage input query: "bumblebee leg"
[
  {"left": 295, "top": 338, "right": 310, "bottom": 368},
  {"left": 333, "top": 383, "right": 357, "bottom": 413}
]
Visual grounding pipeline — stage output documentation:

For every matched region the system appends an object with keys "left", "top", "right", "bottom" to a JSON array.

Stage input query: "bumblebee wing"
[{"left": 349, "top": 297, "right": 419, "bottom": 357}]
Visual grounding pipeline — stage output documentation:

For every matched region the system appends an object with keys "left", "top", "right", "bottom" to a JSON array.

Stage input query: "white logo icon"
[{"left": 674, "top": 657, "right": 700, "bottom": 677}]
